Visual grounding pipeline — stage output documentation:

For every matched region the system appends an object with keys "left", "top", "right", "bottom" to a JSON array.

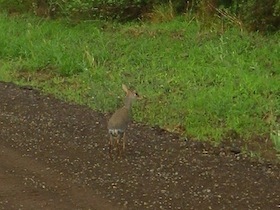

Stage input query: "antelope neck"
[{"left": 124, "top": 97, "right": 133, "bottom": 109}]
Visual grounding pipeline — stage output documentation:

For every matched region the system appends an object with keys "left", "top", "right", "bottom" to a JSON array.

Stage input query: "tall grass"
[{"left": 0, "top": 13, "right": 279, "bottom": 147}]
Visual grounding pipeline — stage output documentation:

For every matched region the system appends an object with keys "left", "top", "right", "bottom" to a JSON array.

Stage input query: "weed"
[
  {"left": 144, "top": 0, "right": 175, "bottom": 23},
  {"left": 0, "top": 13, "right": 279, "bottom": 154}
]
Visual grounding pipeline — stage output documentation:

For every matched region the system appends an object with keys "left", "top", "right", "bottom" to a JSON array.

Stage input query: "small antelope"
[{"left": 107, "top": 84, "right": 140, "bottom": 157}]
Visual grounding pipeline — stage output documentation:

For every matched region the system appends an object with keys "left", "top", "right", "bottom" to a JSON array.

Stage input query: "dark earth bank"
[{"left": 0, "top": 81, "right": 279, "bottom": 209}]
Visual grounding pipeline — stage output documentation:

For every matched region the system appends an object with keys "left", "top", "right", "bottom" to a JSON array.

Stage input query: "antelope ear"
[{"left": 122, "top": 84, "right": 128, "bottom": 93}]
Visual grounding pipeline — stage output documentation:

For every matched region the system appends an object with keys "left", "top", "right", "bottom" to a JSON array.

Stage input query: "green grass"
[{"left": 0, "top": 13, "right": 279, "bottom": 149}]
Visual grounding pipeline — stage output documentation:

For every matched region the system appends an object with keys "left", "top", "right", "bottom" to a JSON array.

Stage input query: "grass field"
[{"left": 0, "top": 13, "right": 279, "bottom": 152}]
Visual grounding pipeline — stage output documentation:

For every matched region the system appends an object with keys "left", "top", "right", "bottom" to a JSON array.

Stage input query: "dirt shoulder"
[{"left": 0, "top": 81, "right": 279, "bottom": 209}]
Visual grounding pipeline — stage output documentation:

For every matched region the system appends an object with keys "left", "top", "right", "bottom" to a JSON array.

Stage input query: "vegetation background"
[
  {"left": 1, "top": 0, "right": 279, "bottom": 32},
  {"left": 0, "top": 0, "right": 279, "bottom": 159}
]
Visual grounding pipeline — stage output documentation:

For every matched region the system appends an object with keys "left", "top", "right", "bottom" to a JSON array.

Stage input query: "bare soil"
[{"left": 0, "top": 81, "right": 279, "bottom": 210}]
